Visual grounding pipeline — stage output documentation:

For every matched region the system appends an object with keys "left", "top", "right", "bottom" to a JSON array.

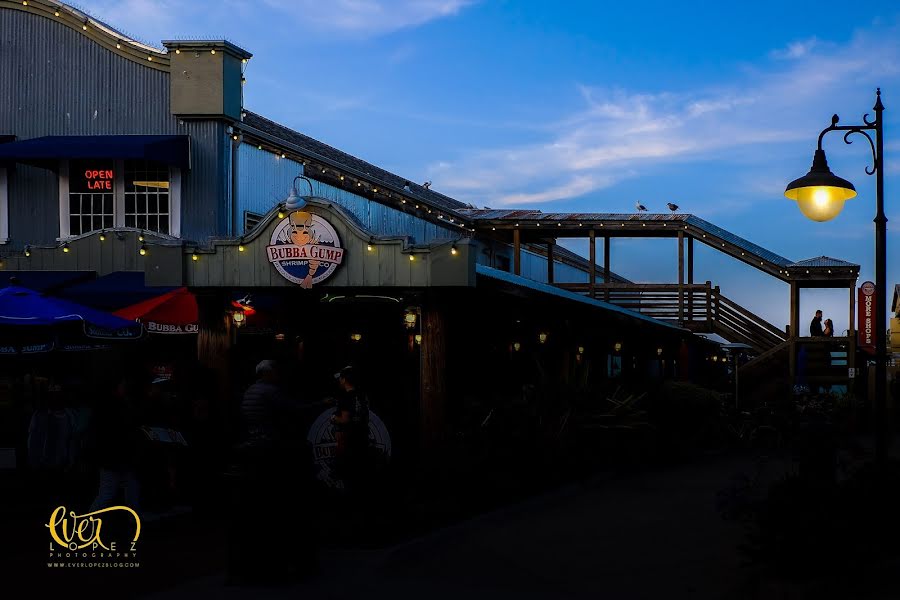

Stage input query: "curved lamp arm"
[{"left": 284, "top": 175, "right": 315, "bottom": 210}]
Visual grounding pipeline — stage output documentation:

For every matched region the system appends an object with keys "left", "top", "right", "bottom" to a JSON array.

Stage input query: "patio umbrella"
[
  {"left": 0, "top": 285, "right": 143, "bottom": 339},
  {"left": 114, "top": 287, "right": 199, "bottom": 334}
]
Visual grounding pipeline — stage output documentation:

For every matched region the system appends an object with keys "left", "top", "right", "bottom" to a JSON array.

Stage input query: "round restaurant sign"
[
  {"left": 861, "top": 281, "right": 876, "bottom": 296},
  {"left": 306, "top": 409, "right": 392, "bottom": 489},
  {"left": 267, "top": 210, "right": 345, "bottom": 288}
]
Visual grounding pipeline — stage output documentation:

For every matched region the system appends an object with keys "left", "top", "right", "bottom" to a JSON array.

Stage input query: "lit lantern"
[
  {"left": 350, "top": 333, "right": 362, "bottom": 342},
  {"left": 232, "top": 311, "right": 246, "bottom": 327},
  {"left": 512, "top": 342, "right": 521, "bottom": 352},
  {"left": 538, "top": 332, "right": 548, "bottom": 344},
  {"left": 404, "top": 309, "right": 418, "bottom": 329},
  {"left": 614, "top": 342, "right": 622, "bottom": 352},
  {"left": 657, "top": 347, "right": 663, "bottom": 356}
]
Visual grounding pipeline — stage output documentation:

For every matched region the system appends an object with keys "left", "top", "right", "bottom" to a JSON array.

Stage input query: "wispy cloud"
[
  {"left": 75, "top": 0, "right": 475, "bottom": 44},
  {"left": 770, "top": 37, "right": 819, "bottom": 60},
  {"left": 426, "top": 25, "right": 900, "bottom": 208},
  {"left": 260, "top": 0, "right": 475, "bottom": 35}
]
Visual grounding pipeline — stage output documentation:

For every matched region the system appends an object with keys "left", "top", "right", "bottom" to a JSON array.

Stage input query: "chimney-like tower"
[{"left": 162, "top": 40, "right": 252, "bottom": 120}]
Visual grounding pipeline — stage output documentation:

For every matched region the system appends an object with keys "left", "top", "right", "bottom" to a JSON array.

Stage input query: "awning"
[
  {"left": 0, "top": 135, "right": 191, "bottom": 170},
  {"left": 0, "top": 286, "right": 143, "bottom": 339},
  {"left": 114, "top": 287, "right": 199, "bottom": 335},
  {"left": 54, "top": 271, "right": 177, "bottom": 312}
]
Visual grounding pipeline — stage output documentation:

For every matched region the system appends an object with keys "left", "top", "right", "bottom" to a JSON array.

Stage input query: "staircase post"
[
  {"left": 678, "top": 231, "right": 684, "bottom": 323},
  {"left": 705, "top": 281, "right": 713, "bottom": 330}
]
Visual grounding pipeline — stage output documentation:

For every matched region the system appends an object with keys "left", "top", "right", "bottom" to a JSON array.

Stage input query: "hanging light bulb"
[
  {"left": 191, "top": 252, "right": 199, "bottom": 261},
  {"left": 24, "top": 245, "right": 31, "bottom": 257},
  {"left": 139, "top": 244, "right": 147, "bottom": 256},
  {"left": 238, "top": 240, "right": 245, "bottom": 252},
  {"left": 450, "top": 243, "right": 458, "bottom": 256},
  {"left": 62, "top": 242, "right": 70, "bottom": 253},
  {"left": 138, "top": 231, "right": 145, "bottom": 242},
  {"left": 99, "top": 230, "right": 106, "bottom": 241}
]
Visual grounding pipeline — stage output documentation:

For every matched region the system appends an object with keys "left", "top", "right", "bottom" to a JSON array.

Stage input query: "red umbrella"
[{"left": 114, "top": 287, "right": 198, "bottom": 334}]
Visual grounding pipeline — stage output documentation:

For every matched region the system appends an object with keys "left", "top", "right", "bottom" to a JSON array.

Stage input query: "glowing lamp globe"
[{"left": 785, "top": 149, "right": 857, "bottom": 222}]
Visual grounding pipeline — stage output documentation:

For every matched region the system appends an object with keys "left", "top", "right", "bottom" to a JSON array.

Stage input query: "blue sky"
[{"left": 79, "top": 0, "right": 900, "bottom": 332}]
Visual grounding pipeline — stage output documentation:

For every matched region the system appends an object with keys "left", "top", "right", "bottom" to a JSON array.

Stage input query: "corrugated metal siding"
[
  {"left": 0, "top": 8, "right": 226, "bottom": 245},
  {"left": 236, "top": 143, "right": 458, "bottom": 243}
]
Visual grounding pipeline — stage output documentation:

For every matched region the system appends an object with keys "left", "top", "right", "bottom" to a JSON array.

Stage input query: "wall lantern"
[
  {"left": 512, "top": 342, "right": 521, "bottom": 352},
  {"left": 350, "top": 333, "right": 362, "bottom": 342},
  {"left": 657, "top": 347, "right": 663, "bottom": 356},
  {"left": 577, "top": 346, "right": 585, "bottom": 355},
  {"left": 538, "top": 332, "right": 548, "bottom": 344},
  {"left": 614, "top": 342, "right": 622, "bottom": 352},
  {"left": 403, "top": 309, "right": 418, "bottom": 329},
  {"left": 415, "top": 334, "right": 422, "bottom": 345},
  {"left": 232, "top": 311, "right": 246, "bottom": 327},
  {"left": 283, "top": 175, "right": 314, "bottom": 211}
]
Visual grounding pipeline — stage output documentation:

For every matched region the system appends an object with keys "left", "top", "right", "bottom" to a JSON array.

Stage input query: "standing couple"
[{"left": 809, "top": 309, "right": 834, "bottom": 337}]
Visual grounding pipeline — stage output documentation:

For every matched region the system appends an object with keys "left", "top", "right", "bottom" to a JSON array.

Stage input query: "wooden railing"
[{"left": 556, "top": 281, "right": 787, "bottom": 354}]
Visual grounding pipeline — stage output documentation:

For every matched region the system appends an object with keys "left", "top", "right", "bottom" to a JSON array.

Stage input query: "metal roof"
[
  {"left": 788, "top": 256, "right": 859, "bottom": 268},
  {"left": 475, "top": 264, "right": 684, "bottom": 331},
  {"left": 242, "top": 111, "right": 470, "bottom": 214}
]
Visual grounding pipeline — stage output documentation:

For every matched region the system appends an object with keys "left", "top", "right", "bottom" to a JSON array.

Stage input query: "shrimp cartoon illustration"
[{"left": 267, "top": 210, "right": 345, "bottom": 287}]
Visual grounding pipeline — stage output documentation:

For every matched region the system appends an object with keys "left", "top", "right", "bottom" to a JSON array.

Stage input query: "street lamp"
[{"left": 784, "top": 88, "right": 888, "bottom": 463}]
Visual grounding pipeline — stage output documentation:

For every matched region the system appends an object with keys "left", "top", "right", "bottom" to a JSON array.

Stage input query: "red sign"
[
  {"left": 83, "top": 169, "right": 113, "bottom": 190},
  {"left": 858, "top": 281, "right": 876, "bottom": 355}
]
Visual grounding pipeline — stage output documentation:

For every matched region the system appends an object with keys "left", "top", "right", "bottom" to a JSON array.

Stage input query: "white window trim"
[
  {"left": 57, "top": 160, "right": 182, "bottom": 239},
  {"left": 0, "top": 168, "right": 8, "bottom": 244},
  {"left": 58, "top": 161, "right": 70, "bottom": 239}
]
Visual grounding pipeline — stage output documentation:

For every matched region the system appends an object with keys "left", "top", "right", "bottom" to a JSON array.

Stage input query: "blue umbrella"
[{"left": 0, "top": 285, "right": 143, "bottom": 339}]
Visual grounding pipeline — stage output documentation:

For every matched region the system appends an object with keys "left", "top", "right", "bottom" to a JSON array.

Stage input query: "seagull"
[
  {"left": 635, "top": 202, "right": 647, "bottom": 213},
  {"left": 667, "top": 202, "right": 679, "bottom": 213},
  {"left": 423, "top": 181, "right": 432, "bottom": 189}
]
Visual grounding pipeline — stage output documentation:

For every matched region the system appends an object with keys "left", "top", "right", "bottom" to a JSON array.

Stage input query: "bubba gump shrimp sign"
[{"left": 267, "top": 211, "right": 345, "bottom": 288}]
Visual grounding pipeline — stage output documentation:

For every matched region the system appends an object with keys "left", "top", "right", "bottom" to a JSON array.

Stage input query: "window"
[
  {"left": 125, "top": 160, "right": 170, "bottom": 234},
  {"left": 68, "top": 160, "right": 115, "bottom": 236},
  {"left": 58, "top": 160, "right": 180, "bottom": 238},
  {"left": 244, "top": 210, "right": 263, "bottom": 233}
]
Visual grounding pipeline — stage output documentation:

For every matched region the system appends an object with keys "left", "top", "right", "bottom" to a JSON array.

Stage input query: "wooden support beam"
[
  {"left": 513, "top": 229, "right": 521, "bottom": 276},
  {"left": 420, "top": 304, "right": 447, "bottom": 455},
  {"left": 789, "top": 281, "right": 800, "bottom": 386},
  {"left": 589, "top": 230, "right": 596, "bottom": 298},
  {"left": 687, "top": 237, "right": 694, "bottom": 320},
  {"left": 547, "top": 240, "right": 554, "bottom": 284},
  {"left": 604, "top": 236, "right": 610, "bottom": 301},
  {"left": 678, "top": 231, "right": 685, "bottom": 323}
]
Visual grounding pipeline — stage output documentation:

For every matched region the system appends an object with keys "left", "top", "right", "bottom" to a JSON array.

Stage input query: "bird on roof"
[
  {"left": 423, "top": 181, "right": 432, "bottom": 189},
  {"left": 635, "top": 202, "right": 648, "bottom": 213},
  {"left": 667, "top": 202, "right": 679, "bottom": 213}
]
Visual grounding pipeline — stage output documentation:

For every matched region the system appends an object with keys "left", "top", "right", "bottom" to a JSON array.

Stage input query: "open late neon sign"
[{"left": 83, "top": 169, "right": 114, "bottom": 190}]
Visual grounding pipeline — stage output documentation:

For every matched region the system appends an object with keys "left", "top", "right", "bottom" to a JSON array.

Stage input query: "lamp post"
[{"left": 784, "top": 88, "right": 888, "bottom": 464}]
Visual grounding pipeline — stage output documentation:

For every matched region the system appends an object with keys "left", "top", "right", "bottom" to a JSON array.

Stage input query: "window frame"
[
  {"left": 57, "top": 159, "right": 181, "bottom": 239},
  {"left": 0, "top": 167, "right": 8, "bottom": 244}
]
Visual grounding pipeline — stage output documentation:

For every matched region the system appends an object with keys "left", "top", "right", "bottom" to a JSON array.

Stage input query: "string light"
[
  {"left": 139, "top": 244, "right": 147, "bottom": 256},
  {"left": 138, "top": 232, "right": 145, "bottom": 242},
  {"left": 450, "top": 243, "right": 458, "bottom": 256},
  {"left": 62, "top": 243, "right": 70, "bottom": 253},
  {"left": 409, "top": 255, "right": 415, "bottom": 262},
  {"left": 340, "top": 175, "right": 345, "bottom": 181},
  {"left": 148, "top": 56, "right": 153, "bottom": 61},
  {"left": 116, "top": 43, "right": 121, "bottom": 49},
  {"left": 22, "top": 1, "right": 27, "bottom": 6},
  {"left": 175, "top": 49, "right": 180, "bottom": 54},
  {"left": 99, "top": 230, "right": 106, "bottom": 241},
  {"left": 277, "top": 209, "right": 285, "bottom": 219},
  {"left": 55, "top": 10, "right": 60, "bottom": 16},
  {"left": 280, "top": 153, "right": 285, "bottom": 159},
  {"left": 191, "top": 252, "right": 199, "bottom": 261},
  {"left": 211, "top": 49, "right": 216, "bottom": 55},
  {"left": 257, "top": 145, "right": 262, "bottom": 150},
  {"left": 238, "top": 239, "right": 245, "bottom": 252},
  {"left": 24, "top": 245, "right": 31, "bottom": 257}
]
